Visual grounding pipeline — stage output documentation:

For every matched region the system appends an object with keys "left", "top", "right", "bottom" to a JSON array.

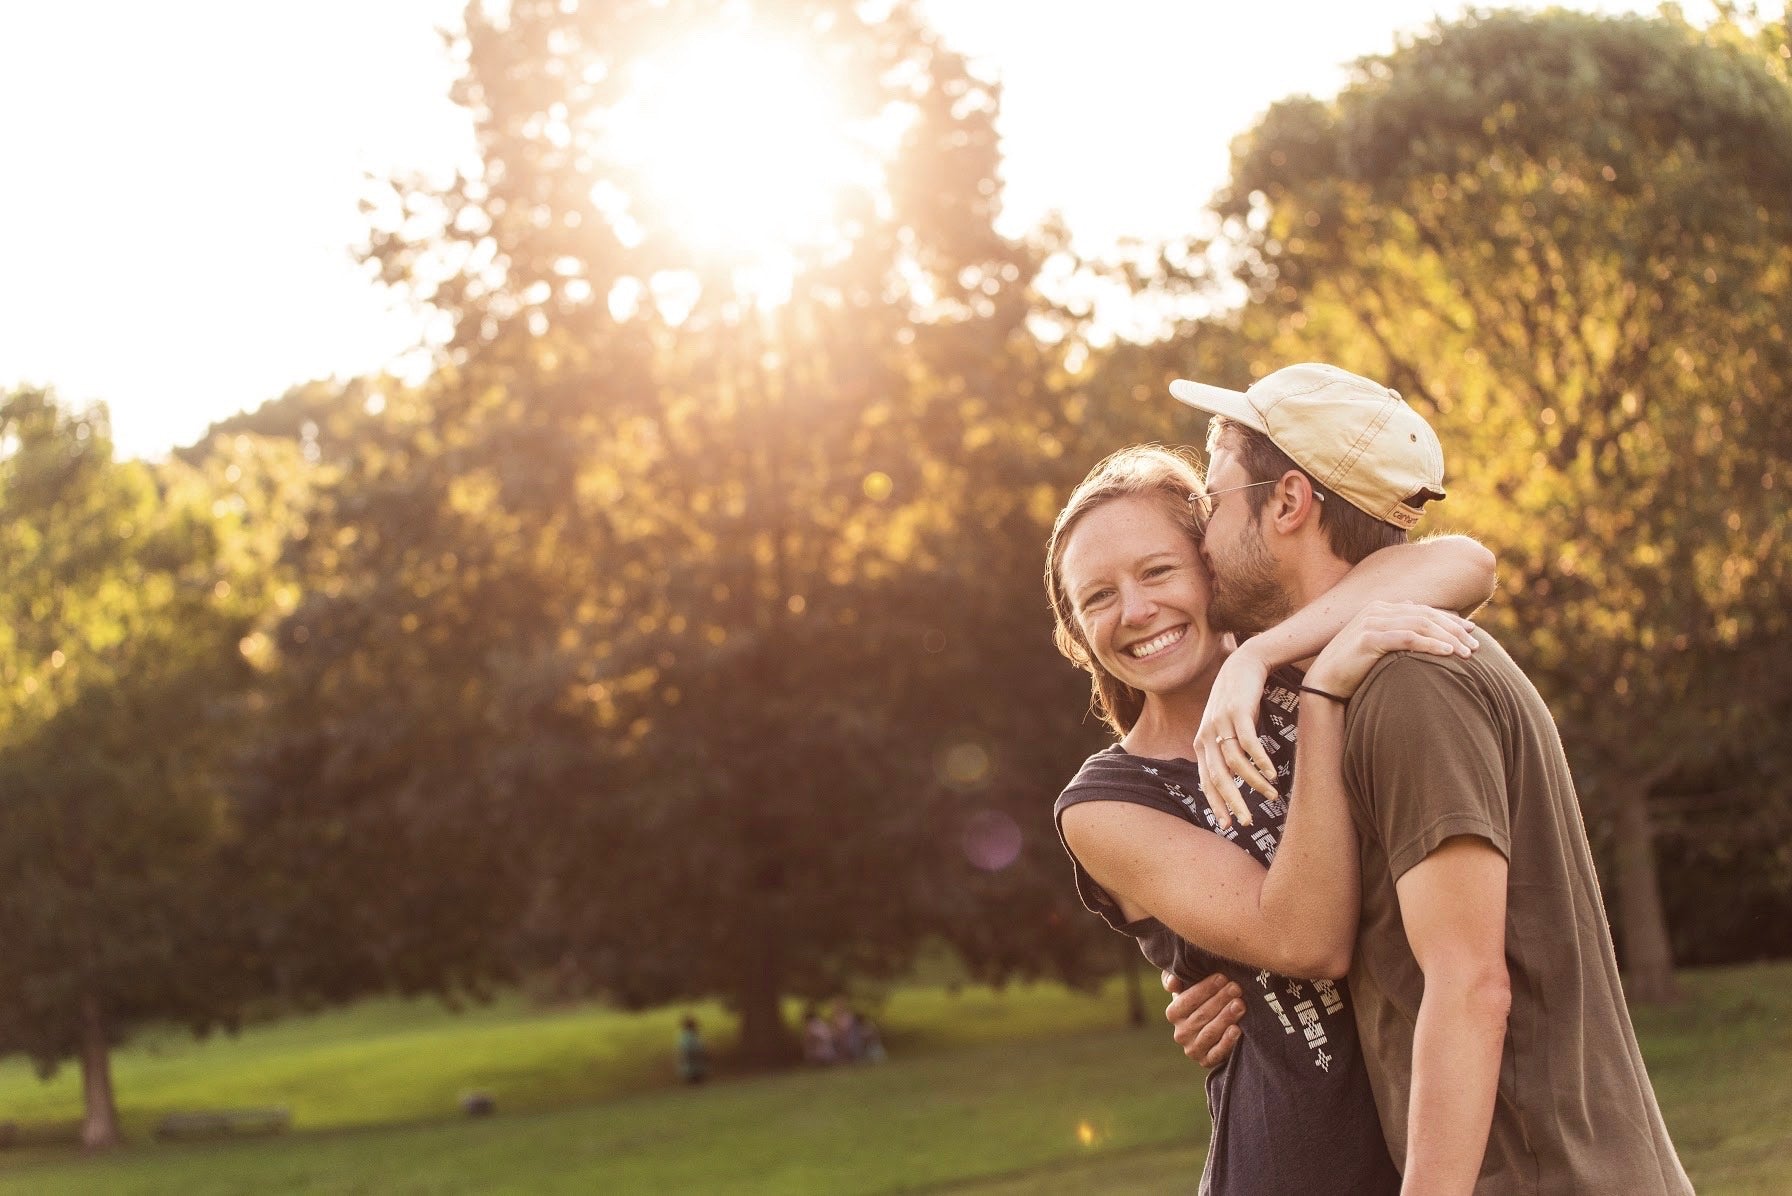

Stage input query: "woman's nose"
[{"left": 1120, "top": 587, "right": 1156, "bottom": 625}]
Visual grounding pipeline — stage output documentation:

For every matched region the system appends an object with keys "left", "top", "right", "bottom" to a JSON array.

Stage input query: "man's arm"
[
  {"left": 1394, "top": 835, "right": 1512, "bottom": 1194},
  {"left": 1196, "top": 535, "right": 1493, "bottom": 810},
  {"left": 1241, "top": 534, "right": 1496, "bottom": 671}
]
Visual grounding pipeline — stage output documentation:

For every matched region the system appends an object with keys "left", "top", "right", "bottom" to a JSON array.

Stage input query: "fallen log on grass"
[{"left": 154, "top": 1108, "right": 291, "bottom": 1140}]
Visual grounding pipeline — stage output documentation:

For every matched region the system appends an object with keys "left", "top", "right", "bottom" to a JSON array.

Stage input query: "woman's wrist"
[
  {"left": 1299, "top": 682, "right": 1351, "bottom": 706},
  {"left": 1299, "top": 657, "right": 1356, "bottom": 700},
  {"left": 1228, "top": 633, "right": 1276, "bottom": 677}
]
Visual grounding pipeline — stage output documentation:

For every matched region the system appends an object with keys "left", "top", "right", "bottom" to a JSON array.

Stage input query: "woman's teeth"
[{"left": 1129, "top": 626, "right": 1186, "bottom": 659}]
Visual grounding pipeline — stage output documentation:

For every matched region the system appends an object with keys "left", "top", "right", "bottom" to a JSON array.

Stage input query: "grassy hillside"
[
  {"left": 0, "top": 980, "right": 1137, "bottom": 1138},
  {"left": 0, "top": 963, "right": 1787, "bottom": 1193}
]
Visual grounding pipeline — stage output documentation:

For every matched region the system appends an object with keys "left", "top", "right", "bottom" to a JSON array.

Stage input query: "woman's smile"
[{"left": 1127, "top": 624, "right": 1187, "bottom": 660}]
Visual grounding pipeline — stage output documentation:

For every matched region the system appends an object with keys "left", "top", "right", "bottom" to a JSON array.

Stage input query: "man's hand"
[{"left": 1162, "top": 969, "right": 1243, "bottom": 1067}]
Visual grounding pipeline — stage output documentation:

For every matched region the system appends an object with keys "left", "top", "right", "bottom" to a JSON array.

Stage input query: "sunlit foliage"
[
  {"left": 0, "top": 389, "right": 292, "bottom": 1146},
  {"left": 1190, "top": 7, "right": 1792, "bottom": 999},
  {"left": 256, "top": 0, "right": 1111, "bottom": 1063}
]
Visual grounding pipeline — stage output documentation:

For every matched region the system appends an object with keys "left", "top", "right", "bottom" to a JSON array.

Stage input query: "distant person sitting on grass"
[
  {"left": 802, "top": 1006, "right": 837, "bottom": 1065},
  {"left": 829, "top": 999, "right": 864, "bottom": 1062},
  {"left": 857, "top": 1014, "right": 886, "bottom": 1064},
  {"left": 676, "top": 1015, "right": 709, "bottom": 1084}
]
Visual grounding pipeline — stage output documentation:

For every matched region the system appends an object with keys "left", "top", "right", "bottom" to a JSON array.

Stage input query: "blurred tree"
[
  {"left": 234, "top": 372, "right": 580, "bottom": 1010},
  {"left": 0, "top": 390, "right": 287, "bottom": 1148},
  {"left": 256, "top": 0, "right": 1111, "bottom": 1063},
  {"left": 1653, "top": 672, "right": 1792, "bottom": 968},
  {"left": 1193, "top": 8, "right": 1792, "bottom": 1000},
  {"left": 176, "top": 374, "right": 401, "bottom": 469}
]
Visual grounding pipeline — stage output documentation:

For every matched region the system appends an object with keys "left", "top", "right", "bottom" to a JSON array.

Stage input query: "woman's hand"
[
  {"left": 1304, "top": 602, "right": 1479, "bottom": 701},
  {"left": 1195, "top": 643, "right": 1278, "bottom": 832}
]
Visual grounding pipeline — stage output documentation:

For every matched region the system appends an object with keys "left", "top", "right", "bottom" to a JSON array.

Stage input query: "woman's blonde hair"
[{"left": 1044, "top": 444, "right": 1208, "bottom": 737}]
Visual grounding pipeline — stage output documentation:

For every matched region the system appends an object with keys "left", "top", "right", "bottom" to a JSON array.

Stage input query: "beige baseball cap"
[{"left": 1169, "top": 362, "right": 1446, "bottom": 530}]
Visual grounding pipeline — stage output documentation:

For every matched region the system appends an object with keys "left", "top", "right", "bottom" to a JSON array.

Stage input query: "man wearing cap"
[{"left": 1167, "top": 364, "right": 1690, "bottom": 1194}]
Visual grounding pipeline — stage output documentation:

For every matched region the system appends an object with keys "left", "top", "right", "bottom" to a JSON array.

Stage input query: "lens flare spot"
[
  {"left": 1076, "top": 1120, "right": 1102, "bottom": 1147},
  {"left": 961, "top": 809, "right": 1022, "bottom": 872},
  {"left": 936, "top": 742, "right": 991, "bottom": 789}
]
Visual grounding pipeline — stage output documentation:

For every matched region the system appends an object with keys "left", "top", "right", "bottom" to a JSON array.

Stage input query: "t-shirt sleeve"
[
  {"left": 1346, "top": 653, "right": 1512, "bottom": 881},
  {"left": 1053, "top": 771, "right": 1184, "bottom": 934}
]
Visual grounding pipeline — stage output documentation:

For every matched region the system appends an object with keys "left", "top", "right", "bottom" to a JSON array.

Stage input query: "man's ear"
[{"left": 1265, "top": 471, "right": 1324, "bottom": 535}]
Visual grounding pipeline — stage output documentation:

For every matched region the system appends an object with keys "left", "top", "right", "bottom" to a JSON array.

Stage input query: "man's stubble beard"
[{"left": 1204, "top": 520, "right": 1295, "bottom": 636}]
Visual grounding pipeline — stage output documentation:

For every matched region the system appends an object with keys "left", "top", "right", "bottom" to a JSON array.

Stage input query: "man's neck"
[{"left": 1282, "top": 549, "right": 1355, "bottom": 617}]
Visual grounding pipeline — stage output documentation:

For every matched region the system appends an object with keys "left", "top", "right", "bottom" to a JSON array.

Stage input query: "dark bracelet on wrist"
[{"left": 1299, "top": 684, "right": 1350, "bottom": 706}]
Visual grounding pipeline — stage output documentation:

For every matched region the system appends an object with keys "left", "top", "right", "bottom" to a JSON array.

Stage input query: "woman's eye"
[{"left": 1082, "top": 589, "right": 1115, "bottom": 609}]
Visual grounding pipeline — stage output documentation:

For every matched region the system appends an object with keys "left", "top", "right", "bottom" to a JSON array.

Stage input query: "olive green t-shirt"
[{"left": 1342, "top": 631, "right": 1691, "bottom": 1195}]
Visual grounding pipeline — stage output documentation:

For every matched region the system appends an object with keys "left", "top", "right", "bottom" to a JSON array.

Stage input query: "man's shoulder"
[{"left": 1357, "top": 627, "right": 1521, "bottom": 697}]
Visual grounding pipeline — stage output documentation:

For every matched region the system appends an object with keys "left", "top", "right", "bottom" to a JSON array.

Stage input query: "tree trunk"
[
  {"left": 1120, "top": 940, "right": 1146, "bottom": 1028},
  {"left": 1612, "top": 784, "right": 1680, "bottom": 1004},
  {"left": 78, "top": 992, "right": 121, "bottom": 1152},
  {"left": 731, "top": 954, "right": 794, "bottom": 1067}
]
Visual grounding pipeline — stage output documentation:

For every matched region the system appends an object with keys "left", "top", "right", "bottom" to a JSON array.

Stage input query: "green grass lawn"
[
  {"left": 0, "top": 978, "right": 1139, "bottom": 1139},
  {"left": 1, "top": 962, "right": 1789, "bottom": 1194}
]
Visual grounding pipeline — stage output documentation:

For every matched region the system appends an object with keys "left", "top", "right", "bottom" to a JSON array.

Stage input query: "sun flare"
[{"left": 605, "top": 30, "right": 889, "bottom": 293}]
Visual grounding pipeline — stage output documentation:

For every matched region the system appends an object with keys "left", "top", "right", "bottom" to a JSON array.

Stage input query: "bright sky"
[{"left": 1, "top": 0, "right": 1665, "bottom": 460}]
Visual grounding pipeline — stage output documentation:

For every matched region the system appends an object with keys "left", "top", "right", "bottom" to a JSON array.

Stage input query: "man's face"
[{"left": 1200, "top": 443, "right": 1295, "bottom": 635}]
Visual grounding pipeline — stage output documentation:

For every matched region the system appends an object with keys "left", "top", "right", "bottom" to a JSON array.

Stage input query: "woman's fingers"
[
  {"left": 1223, "top": 776, "right": 1255, "bottom": 827},
  {"left": 1223, "top": 738, "right": 1277, "bottom": 803},
  {"left": 1384, "top": 628, "right": 1460, "bottom": 657},
  {"left": 1309, "top": 605, "right": 1485, "bottom": 702},
  {"left": 1239, "top": 729, "right": 1277, "bottom": 798},
  {"left": 1431, "top": 609, "right": 1478, "bottom": 653},
  {"left": 1199, "top": 703, "right": 1274, "bottom": 823},
  {"left": 1197, "top": 745, "right": 1236, "bottom": 832},
  {"left": 1199, "top": 738, "right": 1254, "bottom": 830},
  {"left": 1209, "top": 746, "right": 1255, "bottom": 827},
  {"left": 1370, "top": 611, "right": 1480, "bottom": 658}
]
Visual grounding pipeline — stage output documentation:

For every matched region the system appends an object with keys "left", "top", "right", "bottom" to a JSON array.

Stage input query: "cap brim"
[{"left": 1168, "top": 379, "right": 1268, "bottom": 433}]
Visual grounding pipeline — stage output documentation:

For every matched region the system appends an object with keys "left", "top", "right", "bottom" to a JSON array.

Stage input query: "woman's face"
[{"left": 1057, "top": 494, "right": 1224, "bottom": 699}]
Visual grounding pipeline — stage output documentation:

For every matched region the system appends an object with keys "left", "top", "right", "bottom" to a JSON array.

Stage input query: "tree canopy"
[
  {"left": 1185, "top": 6, "right": 1792, "bottom": 998},
  {"left": 0, "top": 389, "right": 290, "bottom": 1146},
  {"left": 248, "top": 0, "right": 1112, "bottom": 1061},
  {"left": 8, "top": 8, "right": 1791, "bottom": 1133}
]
